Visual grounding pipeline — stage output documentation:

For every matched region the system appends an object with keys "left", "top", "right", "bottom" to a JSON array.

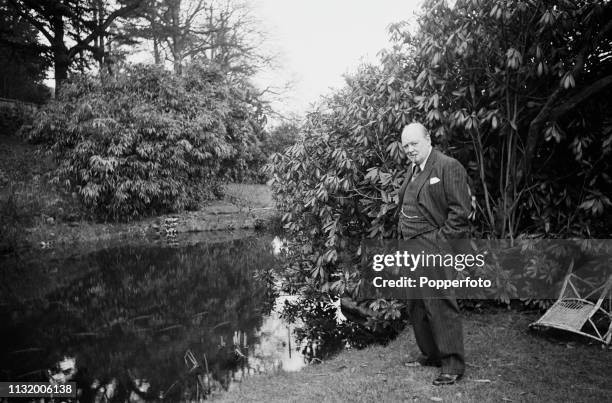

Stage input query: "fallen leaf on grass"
[{"left": 466, "top": 362, "right": 485, "bottom": 368}]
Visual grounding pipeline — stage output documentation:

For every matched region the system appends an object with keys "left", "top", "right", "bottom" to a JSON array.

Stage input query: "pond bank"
[
  {"left": 5, "top": 178, "right": 277, "bottom": 258},
  {"left": 1, "top": 134, "right": 278, "bottom": 256},
  {"left": 24, "top": 199, "right": 277, "bottom": 250}
]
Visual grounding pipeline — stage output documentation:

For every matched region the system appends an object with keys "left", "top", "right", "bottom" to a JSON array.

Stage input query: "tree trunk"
[
  {"left": 171, "top": 0, "right": 182, "bottom": 75},
  {"left": 51, "top": 14, "right": 68, "bottom": 93},
  {"left": 54, "top": 50, "right": 70, "bottom": 92},
  {"left": 153, "top": 36, "right": 160, "bottom": 65},
  {"left": 96, "top": 0, "right": 106, "bottom": 71}
]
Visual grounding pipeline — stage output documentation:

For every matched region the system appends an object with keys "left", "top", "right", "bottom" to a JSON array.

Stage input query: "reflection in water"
[
  {"left": 0, "top": 235, "right": 307, "bottom": 401},
  {"left": 270, "top": 236, "right": 405, "bottom": 364}
]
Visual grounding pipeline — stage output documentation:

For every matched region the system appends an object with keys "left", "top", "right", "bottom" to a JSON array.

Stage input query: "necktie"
[{"left": 411, "top": 164, "right": 421, "bottom": 182}]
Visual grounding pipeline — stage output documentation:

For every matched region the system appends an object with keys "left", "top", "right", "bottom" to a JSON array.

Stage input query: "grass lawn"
[
  {"left": 224, "top": 182, "right": 275, "bottom": 209},
  {"left": 216, "top": 311, "right": 611, "bottom": 402}
]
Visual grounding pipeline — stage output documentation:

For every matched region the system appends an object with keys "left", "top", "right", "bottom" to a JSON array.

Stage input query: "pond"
[{"left": 0, "top": 233, "right": 310, "bottom": 401}]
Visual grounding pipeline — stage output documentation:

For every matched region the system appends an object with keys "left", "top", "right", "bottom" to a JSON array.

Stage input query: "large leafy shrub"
[
  {"left": 399, "top": 0, "right": 612, "bottom": 239},
  {"left": 267, "top": 0, "right": 612, "bottom": 313},
  {"left": 265, "top": 64, "right": 421, "bottom": 321},
  {"left": 262, "top": 121, "right": 302, "bottom": 156},
  {"left": 216, "top": 79, "right": 269, "bottom": 183},
  {"left": 27, "top": 63, "right": 266, "bottom": 220}
]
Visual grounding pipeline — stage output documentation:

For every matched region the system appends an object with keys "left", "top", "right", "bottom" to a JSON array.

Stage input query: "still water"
[{"left": 0, "top": 234, "right": 307, "bottom": 401}]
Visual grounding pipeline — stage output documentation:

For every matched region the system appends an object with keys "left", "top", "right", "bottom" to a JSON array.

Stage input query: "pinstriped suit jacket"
[{"left": 396, "top": 148, "right": 471, "bottom": 241}]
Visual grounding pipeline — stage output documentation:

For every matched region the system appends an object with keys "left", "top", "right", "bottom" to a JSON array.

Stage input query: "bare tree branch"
[
  {"left": 68, "top": 0, "right": 144, "bottom": 59},
  {"left": 551, "top": 74, "right": 612, "bottom": 120}
]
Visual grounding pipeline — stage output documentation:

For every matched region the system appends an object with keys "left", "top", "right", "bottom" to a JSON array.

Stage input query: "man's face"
[{"left": 401, "top": 127, "right": 431, "bottom": 165}]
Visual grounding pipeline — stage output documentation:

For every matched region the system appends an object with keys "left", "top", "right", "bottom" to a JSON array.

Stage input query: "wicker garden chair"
[{"left": 530, "top": 264, "right": 612, "bottom": 346}]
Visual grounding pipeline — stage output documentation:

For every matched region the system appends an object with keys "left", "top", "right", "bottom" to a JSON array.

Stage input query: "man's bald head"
[
  {"left": 401, "top": 123, "right": 429, "bottom": 140},
  {"left": 401, "top": 123, "right": 432, "bottom": 165}
]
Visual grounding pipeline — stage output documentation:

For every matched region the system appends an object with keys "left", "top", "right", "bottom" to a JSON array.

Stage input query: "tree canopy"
[
  {"left": 0, "top": 0, "right": 51, "bottom": 102},
  {"left": 7, "top": 0, "right": 145, "bottom": 90},
  {"left": 124, "top": 0, "right": 271, "bottom": 77}
]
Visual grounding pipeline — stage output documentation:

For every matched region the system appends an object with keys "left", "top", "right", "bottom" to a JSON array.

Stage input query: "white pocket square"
[{"left": 429, "top": 177, "right": 440, "bottom": 184}]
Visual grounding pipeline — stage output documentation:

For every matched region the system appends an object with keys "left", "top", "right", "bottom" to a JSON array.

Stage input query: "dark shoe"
[
  {"left": 403, "top": 357, "right": 442, "bottom": 367},
  {"left": 432, "top": 373, "right": 463, "bottom": 386}
]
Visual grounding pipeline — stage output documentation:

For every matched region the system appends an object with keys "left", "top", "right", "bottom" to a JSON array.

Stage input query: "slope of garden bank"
[
  {"left": 216, "top": 311, "right": 611, "bottom": 402},
  {"left": 10, "top": 187, "right": 276, "bottom": 260},
  {"left": 25, "top": 187, "right": 276, "bottom": 247},
  {"left": 0, "top": 134, "right": 277, "bottom": 256}
]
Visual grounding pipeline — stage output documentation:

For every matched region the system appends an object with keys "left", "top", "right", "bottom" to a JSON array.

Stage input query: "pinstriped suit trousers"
[{"left": 400, "top": 219, "right": 465, "bottom": 375}]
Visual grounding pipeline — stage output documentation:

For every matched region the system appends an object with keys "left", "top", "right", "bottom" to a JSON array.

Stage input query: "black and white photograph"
[{"left": 1, "top": 0, "right": 611, "bottom": 401}]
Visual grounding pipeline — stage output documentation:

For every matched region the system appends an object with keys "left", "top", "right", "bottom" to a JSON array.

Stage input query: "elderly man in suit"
[{"left": 397, "top": 122, "right": 471, "bottom": 386}]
